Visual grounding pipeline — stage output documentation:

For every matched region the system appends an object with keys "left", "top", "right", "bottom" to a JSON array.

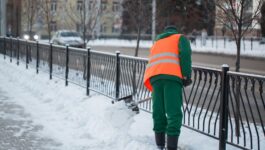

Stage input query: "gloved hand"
[{"left": 182, "top": 77, "right": 192, "bottom": 87}]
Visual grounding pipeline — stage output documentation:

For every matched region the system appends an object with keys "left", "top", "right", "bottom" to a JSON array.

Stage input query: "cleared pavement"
[{"left": 0, "top": 89, "right": 60, "bottom": 150}]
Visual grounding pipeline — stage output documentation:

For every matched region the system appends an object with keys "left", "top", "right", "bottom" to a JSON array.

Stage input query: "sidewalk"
[
  {"left": 0, "top": 55, "right": 251, "bottom": 150},
  {"left": 0, "top": 88, "right": 60, "bottom": 150}
]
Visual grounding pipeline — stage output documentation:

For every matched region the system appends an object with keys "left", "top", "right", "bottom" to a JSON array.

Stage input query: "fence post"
[
  {"left": 17, "top": 38, "right": 19, "bottom": 65},
  {"left": 243, "top": 37, "right": 245, "bottom": 51},
  {"left": 224, "top": 37, "right": 226, "bottom": 48},
  {"left": 4, "top": 37, "right": 6, "bottom": 59},
  {"left": 10, "top": 37, "right": 12, "bottom": 62},
  {"left": 235, "top": 76, "right": 241, "bottom": 137},
  {"left": 212, "top": 36, "right": 214, "bottom": 48},
  {"left": 219, "top": 64, "right": 230, "bottom": 150},
  {"left": 194, "top": 36, "right": 197, "bottom": 47},
  {"left": 49, "top": 42, "right": 53, "bottom": 79},
  {"left": 200, "top": 36, "right": 202, "bottom": 47},
  {"left": 86, "top": 47, "right": 91, "bottom": 96},
  {"left": 65, "top": 44, "right": 69, "bottom": 86},
  {"left": 115, "top": 51, "right": 120, "bottom": 99},
  {"left": 26, "top": 40, "right": 29, "bottom": 69},
  {"left": 251, "top": 37, "right": 253, "bottom": 50},
  {"left": 36, "top": 41, "right": 39, "bottom": 74},
  {"left": 216, "top": 36, "right": 218, "bottom": 49}
]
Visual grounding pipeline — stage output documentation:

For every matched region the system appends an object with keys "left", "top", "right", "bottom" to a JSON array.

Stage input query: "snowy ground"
[{"left": 0, "top": 56, "right": 243, "bottom": 150}]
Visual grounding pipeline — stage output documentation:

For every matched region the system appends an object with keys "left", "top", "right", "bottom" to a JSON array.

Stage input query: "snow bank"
[{"left": 0, "top": 56, "right": 242, "bottom": 150}]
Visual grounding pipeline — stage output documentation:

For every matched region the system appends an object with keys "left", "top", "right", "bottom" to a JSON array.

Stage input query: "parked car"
[
  {"left": 260, "top": 37, "right": 265, "bottom": 44},
  {"left": 22, "top": 31, "right": 39, "bottom": 41},
  {"left": 51, "top": 30, "right": 85, "bottom": 48}
]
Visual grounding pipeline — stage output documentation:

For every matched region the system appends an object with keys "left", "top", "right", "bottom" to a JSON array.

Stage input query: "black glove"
[{"left": 182, "top": 78, "right": 192, "bottom": 87}]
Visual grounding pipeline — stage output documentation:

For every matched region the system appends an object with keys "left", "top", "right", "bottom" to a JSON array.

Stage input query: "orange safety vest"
[{"left": 144, "top": 34, "right": 183, "bottom": 91}]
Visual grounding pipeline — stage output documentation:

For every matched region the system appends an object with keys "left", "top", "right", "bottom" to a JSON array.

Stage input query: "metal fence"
[{"left": 0, "top": 37, "right": 264, "bottom": 150}]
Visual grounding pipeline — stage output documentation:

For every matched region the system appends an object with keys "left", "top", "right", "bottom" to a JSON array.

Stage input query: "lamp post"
[{"left": 152, "top": 0, "right": 156, "bottom": 43}]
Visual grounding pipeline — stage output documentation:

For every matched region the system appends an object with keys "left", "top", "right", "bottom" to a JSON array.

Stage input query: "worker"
[{"left": 143, "top": 25, "right": 192, "bottom": 150}]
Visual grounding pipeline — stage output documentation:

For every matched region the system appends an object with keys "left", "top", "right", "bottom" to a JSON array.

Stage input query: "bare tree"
[
  {"left": 202, "top": 0, "right": 216, "bottom": 35},
  {"left": 216, "top": 0, "right": 264, "bottom": 72},
  {"left": 216, "top": 0, "right": 264, "bottom": 138},
  {"left": 155, "top": 0, "right": 204, "bottom": 34},
  {"left": 66, "top": 0, "right": 101, "bottom": 47},
  {"left": 122, "top": 0, "right": 152, "bottom": 57},
  {"left": 260, "top": 2, "right": 265, "bottom": 37},
  {"left": 23, "top": 0, "right": 39, "bottom": 38},
  {"left": 121, "top": 0, "right": 152, "bottom": 95},
  {"left": 39, "top": 0, "right": 56, "bottom": 42}
]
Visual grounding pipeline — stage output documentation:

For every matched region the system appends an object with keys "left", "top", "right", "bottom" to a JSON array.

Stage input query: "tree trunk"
[
  {"left": 235, "top": 38, "right": 241, "bottom": 72},
  {"left": 134, "top": 26, "right": 141, "bottom": 57},
  {"left": 134, "top": 0, "right": 141, "bottom": 57},
  {"left": 83, "top": 2, "right": 87, "bottom": 48},
  {"left": 235, "top": 24, "right": 242, "bottom": 72},
  {"left": 261, "top": 2, "right": 265, "bottom": 37},
  {"left": 83, "top": 30, "right": 86, "bottom": 48},
  {"left": 132, "top": 19, "right": 141, "bottom": 95},
  {"left": 48, "top": 26, "right": 51, "bottom": 42},
  {"left": 235, "top": 25, "right": 242, "bottom": 137}
]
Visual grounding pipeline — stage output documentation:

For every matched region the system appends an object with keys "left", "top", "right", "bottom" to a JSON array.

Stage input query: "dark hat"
[{"left": 164, "top": 25, "right": 177, "bottom": 31}]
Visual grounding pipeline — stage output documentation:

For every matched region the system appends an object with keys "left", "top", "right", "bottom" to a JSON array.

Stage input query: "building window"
[
  {"left": 112, "top": 18, "right": 122, "bottom": 33},
  {"left": 112, "top": 2, "right": 119, "bottom": 12},
  {"left": 89, "top": 1, "right": 94, "bottom": 10},
  {"left": 112, "top": 26, "right": 119, "bottom": 33},
  {"left": 50, "top": 21, "right": 57, "bottom": 31},
  {"left": 101, "top": 0, "right": 107, "bottom": 11},
  {"left": 245, "top": 0, "right": 253, "bottom": 12},
  {"left": 51, "top": 0, "right": 57, "bottom": 12},
  {"left": 100, "top": 23, "right": 107, "bottom": 33},
  {"left": 77, "top": 0, "right": 83, "bottom": 11},
  {"left": 76, "top": 23, "right": 82, "bottom": 32}
]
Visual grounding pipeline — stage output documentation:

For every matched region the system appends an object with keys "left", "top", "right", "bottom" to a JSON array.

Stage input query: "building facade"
[
  {"left": 214, "top": 0, "right": 262, "bottom": 37},
  {"left": 20, "top": 0, "right": 123, "bottom": 39},
  {"left": 0, "top": 0, "right": 7, "bottom": 36},
  {"left": 4, "top": 0, "right": 22, "bottom": 37}
]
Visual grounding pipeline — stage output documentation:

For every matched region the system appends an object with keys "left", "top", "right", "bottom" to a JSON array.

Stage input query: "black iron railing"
[
  {"left": 182, "top": 66, "right": 222, "bottom": 139},
  {"left": 226, "top": 72, "right": 265, "bottom": 150},
  {"left": 0, "top": 37, "right": 264, "bottom": 150}
]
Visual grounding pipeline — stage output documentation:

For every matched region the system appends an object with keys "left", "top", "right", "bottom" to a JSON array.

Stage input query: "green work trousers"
[{"left": 151, "top": 79, "right": 183, "bottom": 136}]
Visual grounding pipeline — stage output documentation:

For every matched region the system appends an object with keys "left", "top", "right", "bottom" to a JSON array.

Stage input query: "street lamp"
[
  {"left": 33, "top": 35, "right": 39, "bottom": 40},
  {"left": 24, "top": 34, "right": 29, "bottom": 40}
]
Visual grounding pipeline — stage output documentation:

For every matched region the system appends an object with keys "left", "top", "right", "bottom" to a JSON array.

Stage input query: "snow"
[
  {"left": 85, "top": 37, "right": 265, "bottom": 58},
  {"left": 0, "top": 55, "right": 251, "bottom": 150}
]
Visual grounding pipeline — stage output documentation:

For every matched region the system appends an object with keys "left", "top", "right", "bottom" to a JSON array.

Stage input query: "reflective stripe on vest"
[
  {"left": 149, "top": 52, "right": 179, "bottom": 60},
  {"left": 146, "top": 52, "right": 179, "bottom": 69},
  {"left": 143, "top": 34, "right": 183, "bottom": 91}
]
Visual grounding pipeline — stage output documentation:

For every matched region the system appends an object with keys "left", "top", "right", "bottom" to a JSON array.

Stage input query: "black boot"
[
  {"left": 155, "top": 132, "right": 165, "bottom": 149},
  {"left": 167, "top": 135, "right": 178, "bottom": 150}
]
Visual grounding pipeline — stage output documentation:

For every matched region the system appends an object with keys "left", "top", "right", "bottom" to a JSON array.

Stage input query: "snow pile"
[
  {"left": 0, "top": 57, "right": 243, "bottom": 150},
  {"left": 0, "top": 58, "right": 155, "bottom": 150}
]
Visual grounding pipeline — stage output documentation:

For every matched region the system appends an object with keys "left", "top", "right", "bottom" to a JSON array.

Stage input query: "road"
[{"left": 90, "top": 46, "right": 265, "bottom": 75}]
